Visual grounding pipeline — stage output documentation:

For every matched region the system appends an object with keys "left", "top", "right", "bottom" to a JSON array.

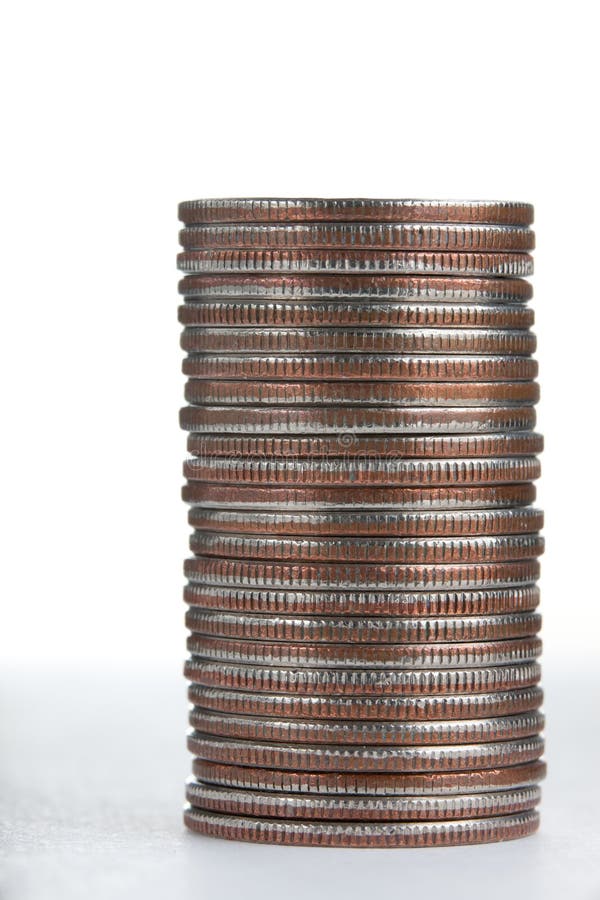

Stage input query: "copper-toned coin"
[
  {"left": 189, "top": 533, "right": 544, "bottom": 564},
  {"left": 186, "top": 636, "right": 542, "bottom": 669},
  {"left": 178, "top": 299, "right": 534, "bottom": 329},
  {"left": 184, "top": 659, "right": 542, "bottom": 695},
  {"left": 184, "top": 556, "right": 540, "bottom": 590},
  {"left": 184, "top": 457, "right": 541, "bottom": 488},
  {"left": 184, "top": 808, "right": 540, "bottom": 846},
  {"left": 193, "top": 757, "right": 546, "bottom": 794},
  {"left": 187, "top": 507, "right": 544, "bottom": 539},
  {"left": 177, "top": 249, "right": 534, "bottom": 278},
  {"left": 179, "top": 223, "right": 535, "bottom": 252},
  {"left": 184, "top": 379, "right": 539, "bottom": 408},
  {"left": 184, "top": 584, "right": 541, "bottom": 618},
  {"left": 180, "top": 405, "right": 537, "bottom": 436},
  {"left": 187, "top": 732, "right": 544, "bottom": 772},
  {"left": 180, "top": 274, "right": 533, "bottom": 302},
  {"left": 189, "top": 709, "right": 544, "bottom": 746},
  {"left": 185, "top": 781, "right": 541, "bottom": 822},
  {"left": 178, "top": 198, "right": 535, "bottom": 227},
  {"left": 180, "top": 326, "right": 537, "bottom": 355},
  {"left": 187, "top": 431, "right": 543, "bottom": 459},
  {"left": 183, "top": 482, "right": 537, "bottom": 510},
  {"left": 187, "top": 684, "right": 544, "bottom": 721},
  {"left": 183, "top": 354, "right": 539, "bottom": 383},
  {"left": 185, "top": 611, "right": 542, "bottom": 644}
]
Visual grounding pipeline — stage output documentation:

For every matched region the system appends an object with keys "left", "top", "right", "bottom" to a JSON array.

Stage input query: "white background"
[{"left": 1, "top": 1, "right": 599, "bottom": 898}]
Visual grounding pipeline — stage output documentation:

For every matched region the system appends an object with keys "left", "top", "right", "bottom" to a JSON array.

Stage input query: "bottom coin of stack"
[{"left": 178, "top": 197, "right": 544, "bottom": 847}]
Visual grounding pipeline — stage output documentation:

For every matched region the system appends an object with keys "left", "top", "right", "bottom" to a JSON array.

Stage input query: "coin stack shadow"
[{"left": 177, "top": 199, "right": 544, "bottom": 848}]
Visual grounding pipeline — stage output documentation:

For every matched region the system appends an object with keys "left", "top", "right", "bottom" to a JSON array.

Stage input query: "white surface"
[{"left": 1, "top": 665, "right": 599, "bottom": 900}]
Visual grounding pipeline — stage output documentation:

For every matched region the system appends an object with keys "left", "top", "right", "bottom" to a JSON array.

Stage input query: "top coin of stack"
[{"left": 178, "top": 198, "right": 544, "bottom": 849}]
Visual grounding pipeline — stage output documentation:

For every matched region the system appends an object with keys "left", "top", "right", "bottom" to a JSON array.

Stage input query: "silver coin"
[
  {"left": 179, "top": 405, "right": 537, "bottom": 435},
  {"left": 186, "top": 781, "right": 541, "bottom": 820},
  {"left": 177, "top": 250, "right": 534, "bottom": 277},
  {"left": 188, "top": 732, "right": 544, "bottom": 771},
  {"left": 184, "top": 659, "right": 542, "bottom": 694},
  {"left": 183, "top": 354, "right": 539, "bottom": 382},
  {"left": 187, "top": 684, "right": 545, "bottom": 721},
  {"left": 180, "top": 326, "right": 537, "bottom": 355},
  {"left": 189, "top": 709, "right": 544, "bottom": 745},
  {"left": 185, "top": 611, "right": 542, "bottom": 644},
  {"left": 179, "top": 274, "right": 532, "bottom": 302}
]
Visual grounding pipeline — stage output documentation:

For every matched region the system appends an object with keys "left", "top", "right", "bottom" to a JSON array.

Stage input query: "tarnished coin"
[
  {"left": 184, "top": 456, "right": 541, "bottom": 487},
  {"left": 188, "top": 533, "right": 544, "bottom": 564},
  {"left": 188, "top": 709, "right": 544, "bottom": 746},
  {"left": 182, "top": 482, "right": 537, "bottom": 509},
  {"left": 192, "top": 758, "right": 547, "bottom": 794},
  {"left": 184, "top": 556, "right": 540, "bottom": 590},
  {"left": 180, "top": 326, "right": 537, "bottom": 355},
  {"left": 183, "top": 808, "right": 540, "bottom": 847},
  {"left": 185, "top": 781, "right": 541, "bottom": 822},
  {"left": 180, "top": 405, "right": 537, "bottom": 436},
  {"left": 184, "top": 584, "right": 541, "bottom": 617},
  {"left": 178, "top": 198, "right": 535, "bottom": 227},
  {"left": 184, "top": 380, "right": 539, "bottom": 408},
  {"left": 185, "top": 610, "right": 542, "bottom": 644},
  {"left": 179, "top": 274, "right": 533, "bottom": 302},
  {"left": 187, "top": 432, "right": 544, "bottom": 459},
  {"left": 184, "top": 659, "right": 542, "bottom": 695},
  {"left": 187, "top": 507, "right": 544, "bottom": 539},
  {"left": 186, "top": 636, "right": 542, "bottom": 669},
  {"left": 187, "top": 732, "right": 544, "bottom": 772},
  {"left": 183, "top": 354, "right": 539, "bottom": 383},
  {"left": 187, "top": 684, "right": 544, "bottom": 722},
  {"left": 177, "top": 249, "right": 534, "bottom": 278},
  {"left": 179, "top": 223, "right": 535, "bottom": 252},
  {"left": 178, "top": 299, "right": 535, "bottom": 328}
]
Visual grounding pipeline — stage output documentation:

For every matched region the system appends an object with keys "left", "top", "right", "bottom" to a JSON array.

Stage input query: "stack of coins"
[{"left": 178, "top": 199, "right": 544, "bottom": 848}]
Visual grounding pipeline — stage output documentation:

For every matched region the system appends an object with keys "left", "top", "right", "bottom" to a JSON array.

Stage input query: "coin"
[
  {"left": 187, "top": 732, "right": 544, "bottom": 771},
  {"left": 192, "top": 758, "right": 547, "bottom": 794},
  {"left": 180, "top": 273, "right": 534, "bottom": 303},
  {"left": 185, "top": 611, "right": 542, "bottom": 643},
  {"left": 179, "top": 223, "right": 535, "bottom": 252},
  {"left": 187, "top": 684, "right": 544, "bottom": 721},
  {"left": 186, "top": 432, "right": 544, "bottom": 459},
  {"left": 178, "top": 299, "right": 534, "bottom": 328},
  {"left": 184, "top": 380, "right": 539, "bottom": 408},
  {"left": 178, "top": 198, "right": 535, "bottom": 226},
  {"left": 180, "top": 405, "right": 538, "bottom": 436},
  {"left": 183, "top": 354, "right": 539, "bottom": 383},
  {"left": 183, "top": 808, "right": 540, "bottom": 846},
  {"left": 189, "top": 533, "right": 544, "bottom": 564},
  {"left": 180, "top": 326, "right": 537, "bottom": 355},
  {"left": 184, "top": 584, "right": 541, "bottom": 617},
  {"left": 184, "top": 556, "right": 540, "bottom": 590},
  {"left": 180, "top": 274, "right": 533, "bottom": 302},
  {"left": 186, "top": 636, "right": 542, "bottom": 668},
  {"left": 185, "top": 781, "right": 541, "bottom": 821},
  {"left": 184, "top": 659, "right": 542, "bottom": 694},
  {"left": 182, "top": 482, "right": 537, "bottom": 509},
  {"left": 188, "top": 709, "right": 544, "bottom": 746},
  {"left": 177, "top": 249, "right": 534, "bottom": 278},
  {"left": 184, "top": 457, "right": 541, "bottom": 488}
]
